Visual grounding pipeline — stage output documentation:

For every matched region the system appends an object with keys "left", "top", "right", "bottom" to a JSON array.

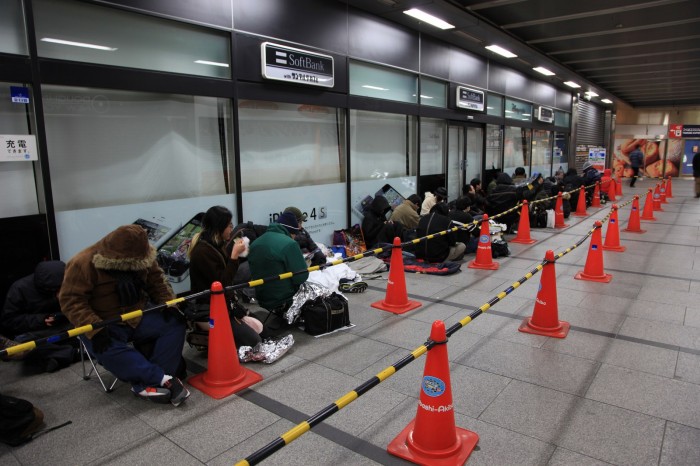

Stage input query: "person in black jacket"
[
  {"left": 284, "top": 206, "right": 326, "bottom": 266},
  {"left": 416, "top": 203, "right": 466, "bottom": 262},
  {"left": 448, "top": 197, "right": 479, "bottom": 253},
  {"left": 361, "top": 195, "right": 404, "bottom": 248},
  {"left": 1, "top": 261, "right": 77, "bottom": 372},
  {"left": 486, "top": 173, "right": 543, "bottom": 232},
  {"left": 562, "top": 167, "right": 584, "bottom": 207}
]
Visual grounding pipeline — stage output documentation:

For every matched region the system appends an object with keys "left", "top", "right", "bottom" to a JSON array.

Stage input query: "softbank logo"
[{"left": 275, "top": 51, "right": 288, "bottom": 65}]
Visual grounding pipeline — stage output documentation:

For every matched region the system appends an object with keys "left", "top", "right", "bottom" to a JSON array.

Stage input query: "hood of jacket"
[
  {"left": 369, "top": 195, "right": 391, "bottom": 216},
  {"left": 91, "top": 224, "right": 156, "bottom": 272},
  {"left": 496, "top": 173, "right": 514, "bottom": 185},
  {"left": 33, "top": 260, "right": 66, "bottom": 292}
]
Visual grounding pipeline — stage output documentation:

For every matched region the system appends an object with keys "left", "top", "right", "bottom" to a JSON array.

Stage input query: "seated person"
[
  {"left": 562, "top": 167, "right": 585, "bottom": 207},
  {"left": 390, "top": 194, "right": 421, "bottom": 230},
  {"left": 416, "top": 203, "right": 466, "bottom": 263},
  {"left": 362, "top": 196, "right": 405, "bottom": 248},
  {"left": 59, "top": 225, "right": 189, "bottom": 406},
  {"left": 420, "top": 187, "right": 447, "bottom": 216},
  {"left": 188, "top": 206, "right": 262, "bottom": 349},
  {"left": 448, "top": 197, "right": 478, "bottom": 253},
  {"left": 1, "top": 260, "right": 76, "bottom": 372},
  {"left": 247, "top": 212, "right": 309, "bottom": 316},
  {"left": 283, "top": 206, "right": 326, "bottom": 266},
  {"left": 486, "top": 173, "right": 543, "bottom": 232},
  {"left": 512, "top": 166, "right": 527, "bottom": 183},
  {"left": 581, "top": 162, "right": 603, "bottom": 205}
]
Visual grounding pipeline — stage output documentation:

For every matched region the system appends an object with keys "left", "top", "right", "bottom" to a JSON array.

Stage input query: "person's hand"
[
  {"left": 44, "top": 315, "right": 55, "bottom": 327},
  {"left": 230, "top": 239, "right": 246, "bottom": 260},
  {"left": 90, "top": 330, "right": 112, "bottom": 353}
]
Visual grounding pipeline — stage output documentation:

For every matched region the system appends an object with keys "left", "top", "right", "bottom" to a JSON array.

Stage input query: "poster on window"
[
  {"left": 613, "top": 138, "right": 673, "bottom": 178},
  {"left": 588, "top": 147, "right": 605, "bottom": 172}
]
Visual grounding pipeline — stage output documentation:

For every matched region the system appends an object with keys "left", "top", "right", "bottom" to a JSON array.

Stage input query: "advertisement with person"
[{"left": 613, "top": 138, "right": 674, "bottom": 179}]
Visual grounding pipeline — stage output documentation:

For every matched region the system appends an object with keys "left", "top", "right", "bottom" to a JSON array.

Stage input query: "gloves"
[{"left": 90, "top": 330, "right": 112, "bottom": 354}]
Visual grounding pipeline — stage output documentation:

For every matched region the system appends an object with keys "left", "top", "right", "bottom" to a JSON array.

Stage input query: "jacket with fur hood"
[{"left": 59, "top": 225, "right": 175, "bottom": 338}]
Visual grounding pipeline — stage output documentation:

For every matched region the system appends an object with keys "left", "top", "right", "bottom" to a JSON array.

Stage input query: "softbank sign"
[{"left": 261, "top": 42, "right": 334, "bottom": 88}]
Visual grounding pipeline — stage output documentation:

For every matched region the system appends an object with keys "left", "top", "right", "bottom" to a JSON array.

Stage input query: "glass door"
[{"left": 447, "top": 122, "right": 483, "bottom": 199}]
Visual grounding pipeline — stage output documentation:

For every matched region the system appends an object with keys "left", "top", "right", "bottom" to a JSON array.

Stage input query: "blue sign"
[
  {"left": 479, "top": 234, "right": 490, "bottom": 243},
  {"left": 422, "top": 376, "right": 446, "bottom": 397},
  {"left": 10, "top": 86, "right": 29, "bottom": 104}
]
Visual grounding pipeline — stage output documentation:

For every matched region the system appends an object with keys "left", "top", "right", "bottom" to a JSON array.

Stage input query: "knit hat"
[
  {"left": 407, "top": 194, "right": 421, "bottom": 206},
  {"left": 276, "top": 212, "right": 299, "bottom": 232},
  {"left": 435, "top": 187, "right": 448, "bottom": 199},
  {"left": 283, "top": 206, "right": 304, "bottom": 224}
]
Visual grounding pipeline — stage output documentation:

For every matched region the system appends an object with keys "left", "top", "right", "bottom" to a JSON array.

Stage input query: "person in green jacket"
[{"left": 247, "top": 212, "right": 309, "bottom": 315}]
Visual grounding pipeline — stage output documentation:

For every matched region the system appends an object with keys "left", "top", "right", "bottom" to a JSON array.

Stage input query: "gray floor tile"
[
  {"left": 547, "top": 447, "right": 612, "bottom": 466},
  {"left": 619, "top": 316, "right": 700, "bottom": 349},
  {"left": 684, "top": 306, "right": 700, "bottom": 328},
  {"left": 84, "top": 432, "right": 204, "bottom": 465},
  {"left": 675, "top": 351, "right": 700, "bottom": 385},
  {"left": 660, "top": 422, "right": 700, "bottom": 466}
]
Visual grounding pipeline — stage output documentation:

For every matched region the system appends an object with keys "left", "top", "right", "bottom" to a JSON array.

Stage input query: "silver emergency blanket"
[
  {"left": 283, "top": 282, "right": 337, "bottom": 325},
  {"left": 238, "top": 334, "right": 294, "bottom": 364}
]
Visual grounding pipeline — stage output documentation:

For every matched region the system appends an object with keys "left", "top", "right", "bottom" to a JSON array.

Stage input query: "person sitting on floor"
[
  {"left": 486, "top": 173, "right": 543, "bottom": 233},
  {"left": 1, "top": 260, "right": 77, "bottom": 373},
  {"left": 420, "top": 187, "right": 448, "bottom": 216},
  {"left": 416, "top": 203, "right": 466, "bottom": 263},
  {"left": 362, "top": 195, "right": 405, "bottom": 248},
  {"left": 389, "top": 194, "right": 421, "bottom": 230},
  {"left": 283, "top": 206, "right": 327, "bottom": 267},
  {"left": 448, "top": 197, "right": 479, "bottom": 254},
  {"left": 59, "top": 225, "right": 190, "bottom": 407}
]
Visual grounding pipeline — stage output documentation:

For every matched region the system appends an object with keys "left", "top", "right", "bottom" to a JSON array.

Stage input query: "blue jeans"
[{"left": 81, "top": 311, "right": 185, "bottom": 393}]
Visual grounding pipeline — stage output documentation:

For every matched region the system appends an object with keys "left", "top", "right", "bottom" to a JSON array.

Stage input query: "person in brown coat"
[
  {"left": 59, "top": 225, "right": 189, "bottom": 407},
  {"left": 390, "top": 194, "right": 421, "bottom": 230}
]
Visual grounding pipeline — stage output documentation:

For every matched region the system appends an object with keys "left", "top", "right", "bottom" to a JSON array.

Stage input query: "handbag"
[
  {"left": 301, "top": 293, "right": 350, "bottom": 335},
  {"left": 333, "top": 224, "right": 367, "bottom": 257}
]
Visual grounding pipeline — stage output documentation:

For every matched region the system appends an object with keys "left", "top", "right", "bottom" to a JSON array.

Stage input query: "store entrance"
[{"left": 446, "top": 122, "right": 483, "bottom": 200}]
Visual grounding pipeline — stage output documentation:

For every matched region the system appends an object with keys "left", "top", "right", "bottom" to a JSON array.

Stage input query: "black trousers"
[{"left": 630, "top": 166, "right": 640, "bottom": 186}]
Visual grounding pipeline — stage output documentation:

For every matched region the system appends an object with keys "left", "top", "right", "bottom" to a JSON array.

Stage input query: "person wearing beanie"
[
  {"left": 390, "top": 194, "right": 421, "bottom": 229},
  {"left": 59, "top": 225, "right": 190, "bottom": 407},
  {"left": 283, "top": 206, "right": 326, "bottom": 267},
  {"left": 248, "top": 213, "right": 309, "bottom": 316}
]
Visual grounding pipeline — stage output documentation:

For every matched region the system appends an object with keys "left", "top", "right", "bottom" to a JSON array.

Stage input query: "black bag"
[
  {"left": 529, "top": 205, "right": 548, "bottom": 228},
  {"left": 0, "top": 394, "right": 44, "bottom": 446},
  {"left": 491, "top": 239, "right": 510, "bottom": 258},
  {"left": 301, "top": 293, "right": 350, "bottom": 335}
]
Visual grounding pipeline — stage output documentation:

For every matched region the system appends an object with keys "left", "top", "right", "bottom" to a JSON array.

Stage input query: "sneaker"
[
  {"left": 162, "top": 376, "right": 190, "bottom": 407},
  {"left": 339, "top": 279, "right": 368, "bottom": 293},
  {"left": 133, "top": 386, "right": 172, "bottom": 404}
]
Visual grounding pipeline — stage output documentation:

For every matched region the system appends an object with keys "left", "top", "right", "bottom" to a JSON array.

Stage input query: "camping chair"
[{"left": 79, "top": 338, "right": 118, "bottom": 393}]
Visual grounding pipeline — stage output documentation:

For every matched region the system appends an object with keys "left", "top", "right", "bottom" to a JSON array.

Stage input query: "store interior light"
[
  {"left": 362, "top": 85, "right": 389, "bottom": 91},
  {"left": 601, "top": 98, "right": 613, "bottom": 104},
  {"left": 403, "top": 9, "right": 454, "bottom": 30},
  {"left": 485, "top": 45, "right": 517, "bottom": 58},
  {"left": 194, "top": 60, "right": 229, "bottom": 68},
  {"left": 564, "top": 81, "right": 581, "bottom": 88},
  {"left": 41, "top": 37, "right": 117, "bottom": 51},
  {"left": 585, "top": 91, "right": 599, "bottom": 97},
  {"left": 533, "top": 66, "right": 555, "bottom": 76}
]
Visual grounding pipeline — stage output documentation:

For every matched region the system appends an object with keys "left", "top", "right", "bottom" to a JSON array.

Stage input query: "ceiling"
[{"left": 344, "top": 0, "right": 700, "bottom": 108}]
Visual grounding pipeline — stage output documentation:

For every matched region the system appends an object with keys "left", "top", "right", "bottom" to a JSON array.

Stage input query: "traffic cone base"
[
  {"left": 388, "top": 420, "right": 479, "bottom": 466},
  {"left": 372, "top": 237, "right": 422, "bottom": 314},
  {"left": 623, "top": 228, "right": 646, "bottom": 233},
  {"left": 574, "top": 270, "right": 612, "bottom": 283},
  {"left": 188, "top": 282, "right": 262, "bottom": 399},
  {"left": 468, "top": 258, "right": 499, "bottom": 270},
  {"left": 519, "top": 318, "right": 570, "bottom": 339},
  {"left": 602, "top": 244, "right": 626, "bottom": 252}
]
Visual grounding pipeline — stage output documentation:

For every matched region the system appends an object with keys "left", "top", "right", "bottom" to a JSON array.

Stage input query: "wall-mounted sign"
[
  {"left": 1, "top": 134, "right": 38, "bottom": 161},
  {"left": 10, "top": 86, "right": 29, "bottom": 104},
  {"left": 537, "top": 106, "right": 554, "bottom": 123},
  {"left": 456, "top": 86, "right": 484, "bottom": 112},
  {"left": 669, "top": 124, "right": 700, "bottom": 138},
  {"left": 261, "top": 42, "right": 334, "bottom": 88}
]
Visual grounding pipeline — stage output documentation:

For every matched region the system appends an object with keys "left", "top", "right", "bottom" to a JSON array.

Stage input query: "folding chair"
[{"left": 79, "top": 338, "right": 118, "bottom": 393}]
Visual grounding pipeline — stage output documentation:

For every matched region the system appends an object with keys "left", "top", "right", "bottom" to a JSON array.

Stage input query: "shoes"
[
  {"left": 45, "top": 358, "right": 60, "bottom": 373},
  {"left": 162, "top": 376, "right": 190, "bottom": 407},
  {"left": 133, "top": 386, "right": 172, "bottom": 404},
  {"left": 339, "top": 279, "right": 368, "bottom": 293}
]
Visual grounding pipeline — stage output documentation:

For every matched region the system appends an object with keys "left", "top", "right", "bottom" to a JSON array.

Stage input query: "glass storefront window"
[
  {"left": 554, "top": 132, "right": 569, "bottom": 173},
  {"left": 349, "top": 61, "right": 418, "bottom": 104},
  {"left": 531, "top": 129, "right": 552, "bottom": 177},
  {"left": 505, "top": 98, "right": 532, "bottom": 122},
  {"left": 420, "top": 77, "right": 447, "bottom": 108},
  {"left": 487, "top": 93, "right": 503, "bottom": 117},
  {"left": 555, "top": 111, "right": 570, "bottom": 127},
  {"left": 503, "top": 126, "right": 531, "bottom": 177},
  {"left": 34, "top": 0, "right": 231, "bottom": 78},
  {"left": 485, "top": 124, "right": 502, "bottom": 171},
  {"left": 0, "top": 0, "right": 27, "bottom": 55},
  {"left": 420, "top": 118, "right": 446, "bottom": 176}
]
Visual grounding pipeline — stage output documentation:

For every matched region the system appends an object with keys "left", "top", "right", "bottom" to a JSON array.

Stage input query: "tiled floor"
[{"left": 3, "top": 178, "right": 700, "bottom": 466}]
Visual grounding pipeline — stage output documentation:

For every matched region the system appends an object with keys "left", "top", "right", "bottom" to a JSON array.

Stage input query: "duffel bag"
[{"left": 301, "top": 293, "right": 350, "bottom": 335}]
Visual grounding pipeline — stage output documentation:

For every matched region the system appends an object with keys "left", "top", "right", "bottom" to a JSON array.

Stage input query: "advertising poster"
[
  {"left": 613, "top": 138, "right": 673, "bottom": 178},
  {"left": 588, "top": 147, "right": 605, "bottom": 172},
  {"left": 682, "top": 140, "right": 700, "bottom": 175}
]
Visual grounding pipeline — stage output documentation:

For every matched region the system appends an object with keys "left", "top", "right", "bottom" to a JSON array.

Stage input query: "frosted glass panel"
[
  {"left": 487, "top": 94, "right": 503, "bottom": 117},
  {"left": 504, "top": 126, "right": 531, "bottom": 177},
  {"left": 555, "top": 111, "right": 570, "bottom": 127},
  {"left": 505, "top": 98, "right": 532, "bottom": 122},
  {"left": 349, "top": 61, "right": 417, "bottom": 104},
  {"left": 0, "top": 0, "right": 27, "bottom": 55},
  {"left": 421, "top": 78, "right": 447, "bottom": 108},
  {"left": 34, "top": 0, "right": 230, "bottom": 78},
  {"left": 531, "top": 129, "right": 551, "bottom": 177},
  {"left": 420, "top": 118, "right": 445, "bottom": 176}
]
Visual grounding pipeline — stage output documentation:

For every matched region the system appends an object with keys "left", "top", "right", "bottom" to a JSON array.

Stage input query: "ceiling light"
[
  {"left": 585, "top": 91, "right": 599, "bottom": 97},
  {"left": 362, "top": 85, "right": 389, "bottom": 91},
  {"left": 420, "top": 95, "right": 434, "bottom": 99},
  {"left": 485, "top": 45, "right": 517, "bottom": 58},
  {"left": 564, "top": 81, "right": 581, "bottom": 88},
  {"left": 194, "top": 60, "right": 229, "bottom": 68},
  {"left": 601, "top": 98, "right": 613, "bottom": 104},
  {"left": 41, "top": 38, "right": 117, "bottom": 51},
  {"left": 403, "top": 9, "right": 454, "bottom": 30},
  {"left": 533, "top": 66, "right": 555, "bottom": 76}
]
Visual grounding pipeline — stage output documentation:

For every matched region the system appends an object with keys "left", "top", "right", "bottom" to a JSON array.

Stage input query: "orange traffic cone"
[
  {"left": 468, "top": 215, "right": 499, "bottom": 270},
  {"left": 607, "top": 178, "right": 617, "bottom": 202},
  {"left": 511, "top": 200, "right": 537, "bottom": 244},
  {"left": 641, "top": 189, "right": 656, "bottom": 221},
  {"left": 372, "top": 237, "right": 422, "bottom": 314},
  {"left": 624, "top": 195, "right": 646, "bottom": 233},
  {"left": 602, "top": 204, "right": 626, "bottom": 252},
  {"left": 616, "top": 175, "right": 623, "bottom": 197},
  {"left": 666, "top": 176, "right": 674, "bottom": 198},
  {"left": 388, "top": 320, "right": 479, "bottom": 464},
  {"left": 519, "top": 250, "right": 569, "bottom": 338},
  {"left": 660, "top": 179, "right": 668, "bottom": 204},
  {"left": 591, "top": 182, "right": 602, "bottom": 207},
  {"left": 575, "top": 221, "right": 612, "bottom": 283},
  {"left": 652, "top": 184, "right": 663, "bottom": 211},
  {"left": 554, "top": 192, "right": 568, "bottom": 228},
  {"left": 188, "top": 281, "right": 262, "bottom": 399},
  {"left": 573, "top": 186, "right": 588, "bottom": 216}
]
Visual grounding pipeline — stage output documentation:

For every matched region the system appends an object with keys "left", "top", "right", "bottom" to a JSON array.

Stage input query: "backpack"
[
  {"left": 301, "top": 293, "right": 350, "bottom": 335},
  {"left": 491, "top": 239, "right": 510, "bottom": 258},
  {"left": 529, "top": 204, "right": 548, "bottom": 228},
  {"left": 0, "top": 394, "right": 44, "bottom": 446}
]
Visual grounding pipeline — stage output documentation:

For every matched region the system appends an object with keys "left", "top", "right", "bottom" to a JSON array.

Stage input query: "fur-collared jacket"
[{"left": 59, "top": 225, "right": 175, "bottom": 338}]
